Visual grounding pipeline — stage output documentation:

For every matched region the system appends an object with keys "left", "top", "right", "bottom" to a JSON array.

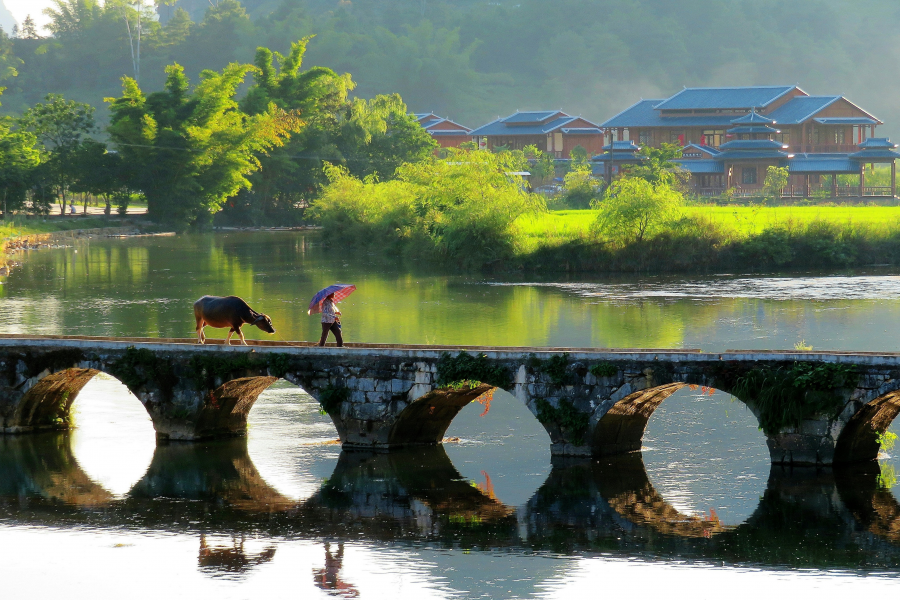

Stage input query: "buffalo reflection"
[{"left": 198, "top": 534, "right": 276, "bottom": 575}]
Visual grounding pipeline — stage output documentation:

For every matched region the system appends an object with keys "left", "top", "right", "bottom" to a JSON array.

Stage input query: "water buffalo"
[{"left": 193, "top": 295, "right": 276, "bottom": 345}]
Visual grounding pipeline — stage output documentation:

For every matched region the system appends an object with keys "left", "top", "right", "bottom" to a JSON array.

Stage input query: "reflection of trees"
[{"left": 312, "top": 543, "right": 359, "bottom": 598}]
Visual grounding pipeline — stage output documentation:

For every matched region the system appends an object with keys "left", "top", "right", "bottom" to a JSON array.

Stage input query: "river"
[{"left": 0, "top": 231, "right": 899, "bottom": 598}]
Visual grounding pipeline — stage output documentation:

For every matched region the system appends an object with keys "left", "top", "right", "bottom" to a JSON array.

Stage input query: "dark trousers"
[{"left": 318, "top": 321, "right": 343, "bottom": 347}]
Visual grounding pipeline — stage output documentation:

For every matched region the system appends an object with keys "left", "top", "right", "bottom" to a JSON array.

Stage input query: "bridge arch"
[
  {"left": 834, "top": 388, "right": 900, "bottom": 464},
  {"left": 589, "top": 380, "right": 756, "bottom": 458},
  {"left": 387, "top": 383, "right": 498, "bottom": 446}
]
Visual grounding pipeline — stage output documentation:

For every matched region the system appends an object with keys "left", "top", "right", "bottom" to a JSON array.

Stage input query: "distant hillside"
[
  {"left": 0, "top": 0, "right": 16, "bottom": 35},
  {"left": 5, "top": 0, "right": 900, "bottom": 137}
]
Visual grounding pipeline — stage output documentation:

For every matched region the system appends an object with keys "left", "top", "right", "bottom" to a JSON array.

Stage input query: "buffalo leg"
[
  {"left": 237, "top": 326, "right": 248, "bottom": 346},
  {"left": 225, "top": 330, "right": 235, "bottom": 345}
]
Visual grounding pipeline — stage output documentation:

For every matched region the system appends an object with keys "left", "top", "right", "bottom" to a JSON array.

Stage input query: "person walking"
[
  {"left": 318, "top": 292, "right": 343, "bottom": 347},
  {"left": 309, "top": 284, "right": 355, "bottom": 347}
]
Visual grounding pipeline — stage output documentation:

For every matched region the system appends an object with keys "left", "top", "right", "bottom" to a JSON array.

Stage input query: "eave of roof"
[
  {"left": 788, "top": 157, "right": 857, "bottom": 173},
  {"left": 673, "top": 159, "right": 724, "bottom": 173},
  {"left": 719, "top": 139, "right": 788, "bottom": 150},
  {"left": 814, "top": 117, "right": 878, "bottom": 125},
  {"left": 716, "top": 150, "right": 793, "bottom": 160}
]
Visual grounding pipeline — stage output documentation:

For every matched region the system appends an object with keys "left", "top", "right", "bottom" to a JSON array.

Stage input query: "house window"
[
  {"left": 742, "top": 167, "right": 757, "bottom": 185},
  {"left": 639, "top": 130, "right": 651, "bottom": 146},
  {"left": 809, "top": 127, "right": 820, "bottom": 145},
  {"left": 702, "top": 129, "right": 725, "bottom": 147},
  {"left": 834, "top": 129, "right": 845, "bottom": 144},
  {"left": 775, "top": 132, "right": 791, "bottom": 145},
  {"left": 669, "top": 130, "right": 685, "bottom": 144}
]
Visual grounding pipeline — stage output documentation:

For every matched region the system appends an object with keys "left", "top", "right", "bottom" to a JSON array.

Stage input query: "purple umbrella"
[{"left": 308, "top": 284, "right": 357, "bottom": 315}]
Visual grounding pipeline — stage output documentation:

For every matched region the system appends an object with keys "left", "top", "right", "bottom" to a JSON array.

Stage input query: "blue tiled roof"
[
  {"left": 717, "top": 150, "right": 792, "bottom": 160},
  {"left": 788, "top": 155, "right": 857, "bottom": 173},
  {"left": 857, "top": 138, "right": 897, "bottom": 149},
  {"left": 471, "top": 114, "right": 593, "bottom": 136},
  {"left": 765, "top": 96, "right": 841, "bottom": 125},
  {"left": 653, "top": 86, "right": 797, "bottom": 110},
  {"left": 814, "top": 117, "right": 878, "bottom": 125},
  {"left": 849, "top": 148, "right": 900, "bottom": 160},
  {"left": 682, "top": 143, "right": 721, "bottom": 156},
  {"left": 730, "top": 111, "right": 776, "bottom": 124},
  {"left": 674, "top": 159, "right": 724, "bottom": 173},
  {"left": 428, "top": 130, "right": 471, "bottom": 136},
  {"left": 719, "top": 139, "right": 787, "bottom": 150},
  {"left": 501, "top": 111, "right": 561, "bottom": 125},
  {"left": 600, "top": 99, "right": 663, "bottom": 128}
]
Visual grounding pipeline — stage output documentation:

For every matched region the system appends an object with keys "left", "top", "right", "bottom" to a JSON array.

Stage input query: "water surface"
[{"left": 1, "top": 232, "right": 900, "bottom": 598}]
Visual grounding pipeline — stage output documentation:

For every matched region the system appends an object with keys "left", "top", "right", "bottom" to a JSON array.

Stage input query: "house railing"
[{"left": 694, "top": 185, "right": 895, "bottom": 199}]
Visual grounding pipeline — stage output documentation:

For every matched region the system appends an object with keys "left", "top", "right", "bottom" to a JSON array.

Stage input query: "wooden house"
[
  {"left": 469, "top": 111, "right": 604, "bottom": 158},
  {"left": 414, "top": 113, "right": 472, "bottom": 148}
]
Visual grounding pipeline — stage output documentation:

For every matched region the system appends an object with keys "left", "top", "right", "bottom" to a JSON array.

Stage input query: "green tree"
[
  {"left": 523, "top": 144, "right": 555, "bottom": 187},
  {"left": 69, "top": 139, "right": 125, "bottom": 215},
  {"left": 562, "top": 167, "right": 602, "bottom": 209},
  {"left": 570, "top": 144, "right": 590, "bottom": 170},
  {"left": 0, "top": 120, "right": 41, "bottom": 217},
  {"left": 763, "top": 165, "right": 789, "bottom": 203},
  {"left": 19, "top": 93, "right": 97, "bottom": 214},
  {"left": 592, "top": 177, "right": 683, "bottom": 244},
  {"left": 625, "top": 142, "right": 687, "bottom": 187},
  {"left": 106, "top": 62, "right": 301, "bottom": 227}
]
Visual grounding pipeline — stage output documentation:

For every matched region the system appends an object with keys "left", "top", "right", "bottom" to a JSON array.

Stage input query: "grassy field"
[{"left": 515, "top": 206, "right": 900, "bottom": 252}]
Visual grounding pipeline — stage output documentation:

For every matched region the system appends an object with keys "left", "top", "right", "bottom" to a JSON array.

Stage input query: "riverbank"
[{"left": 0, "top": 217, "right": 147, "bottom": 273}]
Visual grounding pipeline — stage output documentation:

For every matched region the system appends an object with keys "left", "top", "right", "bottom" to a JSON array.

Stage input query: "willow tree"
[{"left": 106, "top": 62, "right": 302, "bottom": 227}]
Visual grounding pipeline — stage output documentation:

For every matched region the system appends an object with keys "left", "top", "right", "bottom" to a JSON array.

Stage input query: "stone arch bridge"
[{"left": 1, "top": 335, "right": 899, "bottom": 466}]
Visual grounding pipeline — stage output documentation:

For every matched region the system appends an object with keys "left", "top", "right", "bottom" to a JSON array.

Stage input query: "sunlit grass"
[{"left": 514, "top": 205, "right": 900, "bottom": 251}]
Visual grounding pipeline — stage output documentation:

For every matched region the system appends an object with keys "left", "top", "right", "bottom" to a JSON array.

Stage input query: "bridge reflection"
[{"left": 2, "top": 435, "right": 900, "bottom": 571}]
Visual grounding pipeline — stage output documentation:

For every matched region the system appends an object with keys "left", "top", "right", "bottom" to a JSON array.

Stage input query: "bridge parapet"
[{"left": 1, "top": 336, "right": 900, "bottom": 466}]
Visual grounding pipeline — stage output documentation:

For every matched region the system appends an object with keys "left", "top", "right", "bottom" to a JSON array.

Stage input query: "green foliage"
[
  {"left": 266, "top": 352, "right": 293, "bottom": 378},
  {"left": 562, "top": 167, "right": 602, "bottom": 209},
  {"left": 732, "top": 362, "right": 858, "bottom": 435},
  {"left": 445, "top": 379, "right": 484, "bottom": 391},
  {"left": 589, "top": 362, "right": 617, "bottom": 378},
  {"left": 187, "top": 351, "right": 267, "bottom": 387},
  {"left": 436, "top": 351, "right": 510, "bottom": 389},
  {"left": 592, "top": 178, "right": 684, "bottom": 244},
  {"left": 625, "top": 143, "right": 685, "bottom": 186},
  {"left": 109, "top": 347, "right": 176, "bottom": 395},
  {"left": 318, "top": 383, "right": 349, "bottom": 415},
  {"left": 569, "top": 145, "right": 590, "bottom": 170},
  {"left": 106, "top": 62, "right": 301, "bottom": 228},
  {"left": 763, "top": 166, "right": 789, "bottom": 201},
  {"left": 311, "top": 148, "right": 544, "bottom": 267},
  {"left": 535, "top": 398, "right": 590, "bottom": 445},
  {"left": 877, "top": 463, "right": 898, "bottom": 489},
  {"left": 523, "top": 144, "right": 555, "bottom": 187},
  {"left": 542, "top": 354, "right": 570, "bottom": 386},
  {"left": 877, "top": 431, "right": 898, "bottom": 452}
]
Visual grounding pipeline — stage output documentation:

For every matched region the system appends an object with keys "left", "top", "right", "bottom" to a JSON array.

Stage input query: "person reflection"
[
  {"left": 198, "top": 534, "right": 276, "bottom": 574},
  {"left": 312, "top": 542, "right": 359, "bottom": 598}
]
